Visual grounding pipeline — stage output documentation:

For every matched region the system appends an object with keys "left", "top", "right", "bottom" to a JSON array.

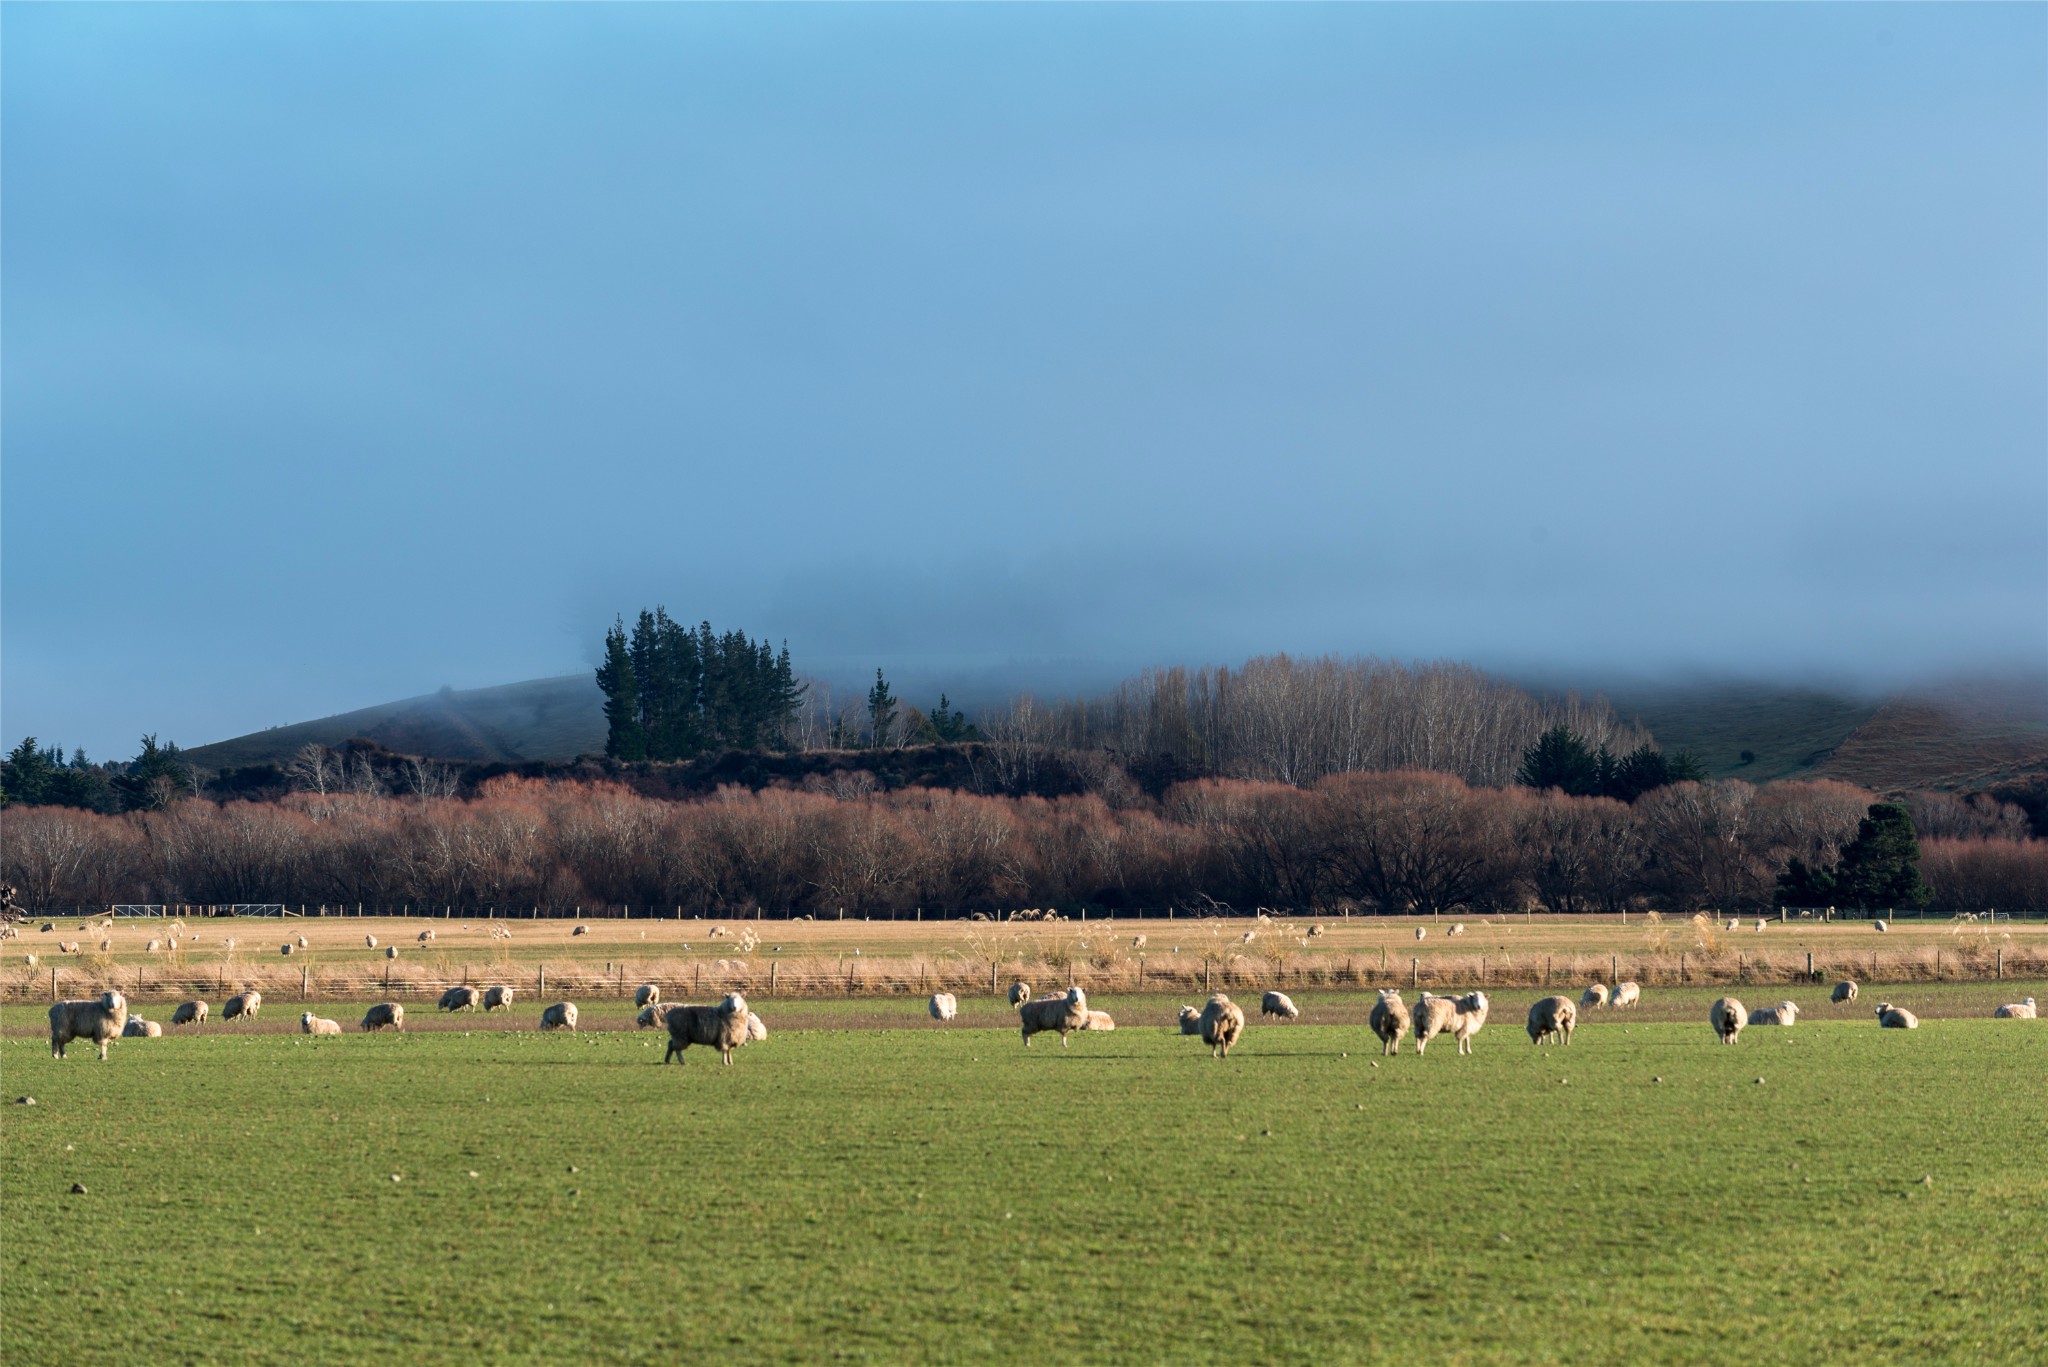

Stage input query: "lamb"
[
  {"left": 437, "top": 986, "right": 481, "bottom": 1013},
  {"left": 1081, "top": 1009, "right": 1116, "bottom": 1031},
  {"left": 1261, "top": 991, "right": 1301, "bottom": 1021},
  {"left": 49, "top": 991, "right": 128, "bottom": 1059},
  {"left": 482, "top": 985, "right": 514, "bottom": 1011},
  {"left": 223, "top": 991, "right": 262, "bottom": 1021},
  {"left": 301, "top": 1012, "right": 342, "bottom": 1036},
  {"left": 1832, "top": 980, "right": 1858, "bottom": 1003},
  {"left": 634, "top": 983, "right": 661, "bottom": 1009},
  {"left": 1018, "top": 987, "right": 1089, "bottom": 1047},
  {"left": 1369, "top": 989, "right": 1411, "bottom": 1055},
  {"left": 1611, "top": 981, "right": 1641, "bottom": 1008},
  {"left": 1993, "top": 998, "right": 2037, "bottom": 1019},
  {"left": 1177, "top": 1005, "right": 1203, "bottom": 1035},
  {"left": 1007, "top": 981, "right": 1032, "bottom": 1007},
  {"left": 359, "top": 1002, "right": 404, "bottom": 1032},
  {"left": 1747, "top": 1000, "right": 1800, "bottom": 1027},
  {"left": 170, "top": 1000, "right": 207, "bottom": 1026},
  {"left": 1580, "top": 983, "right": 1610, "bottom": 1010},
  {"left": 122, "top": 1017, "right": 163, "bottom": 1038},
  {"left": 1196, "top": 994, "right": 1245, "bottom": 1059},
  {"left": 1710, "top": 996, "right": 1746, "bottom": 1044},
  {"left": 1874, "top": 1003, "right": 1918, "bottom": 1029},
  {"left": 1527, "top": 995, "right": 1577, "bottom": 1045},
  {"left": 662, "top": 992, "right": 749, "bottom": 1064},
  {"left": 540, "top": 1002, "right": 579, "bottom": 1031},
  {"left": 928, "top": 992, "right": 958, "bottom": 1022}
]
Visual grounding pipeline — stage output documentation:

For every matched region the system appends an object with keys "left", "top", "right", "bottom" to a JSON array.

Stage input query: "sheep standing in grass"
[
  {"left": 1747, "top": 1001, "right": 1800, "bottom": 1027},
  {"left": 1527, "top": 996, "right": 1577, "bottom": 1045},
  {"left": 49, "top": 991, "right": 128, "bottom": 1059},
  {"left": 301, "top": 1013, "right": 342, "bottom": 1036},
  {"left": 571, "top": 925, "right": 589, "bottom": 937},
  {"left": 280, "top": 943, "right": 295, "bottom": 957},
  {"left": 223, "top": 991, "right": 262, "bottom": 1022},
  {"left": 1132, "top": 934, "right": 1147, "bottom": 949},
  {"left": 1581, "top": 983, "right": 1610, "bottom": 1010},
  {"left": 1018, "top": 987, "right": 1089, "bottom": 1048},
  {"left": 1008, "top": 981, "right": 1032, "bottom": 1007},
  {"left": 1832, "top": 980, "right": 1858, "bottom": 1004},
  {"left": 1177, "top": 1005, "right": 1202, "bottom": 1035},
  {"left": 1611, "top": 981, "right": 1641, "bottom": 1008},
  {"left": 417, "top": 930, "right": 435, "bottom": 944},
  {"left": 662, "top": 992, "right": 749, "bottom": 1064},
  {"left": 1710, "top": 997, "right": 1747, "bottom": 1044},
  {"left": 540, "top": 1002, "right": 579, "bottom": 1031},
  {"left": 365, "top": 935, "right": 378, "bottom": 949},
  {"left": 1874, "top": 1003, "right": 1918, "bottom": 1029},
  {"left": 23, "top": 954, "right": 36, "bottom": 969},
  {"left": 384, "top": 946, "right": 399, "bottom": 961},
  {"left": 359, "top": 1002, "right": 404, "bottom": 1032},
  {"left": 1412, "top": 992, "right": 1456, "bottom": 1054},
  {"left": 171, "top": 1000, "right": 207, "bottom": 1026},
  {"left": 122, "top": 1017, "right": 163, "bottom": 1038},
  {"left": 1414, "top": 927, "right": 1427, "bottom": 941},
  {"left": 1081, "top": 1010, "right": 1116, "bottom": 1031},
  {"left": 1419, "top": 990, "right": 1489, "bottom": 1055},
  {"left": 1196, "top": 994, "right": 1245, "bottom": 1059},
  {"left": 928, "top": 992, "right": 957, "bottom": 1022},
  {"left": 1993, "top": 997, "right": 2037, "bottom": 1019},
  {"left": 1369, "top": 989, "right": 1411, "bottom": 1055},
  {"left": 1261, "top": 991, "right": 1300, "bottom": 1021},
  {"left": 634, "top": 984, "right": 661, "bottom": 1009},
  {"left": 1872, "top": 920, "right": 1888, "bottom": 933},
  {"left": 437, "top": 986, "right": 481, "bottom": 1013},
  {"left": 482, "top": 985, "right": 514, "bottom": 1012}
]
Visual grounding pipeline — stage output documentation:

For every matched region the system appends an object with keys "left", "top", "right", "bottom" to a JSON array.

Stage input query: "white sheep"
[
  {"left": 1007, "top": 981, "right": 1032, "bottom": 1007},
  {"left": 301, "top": 1012, "right": 342, "bottom": 1036},
  {"left": 1413, "top": 992, "right": 1456, "bottom": 1054},
  {"left": 540, "top": 1001, "right": 578, "bottom": 1031},
  {"left": 1177, "top": 1005, "right": 1203, "bottom": 1035},
  {"left": 49, "top": 991, "right": 128, "bottom": 1059},
  {"left": 1747, "top": 1001, "right": 1800, "bottom": 1027},
  {"left": 417, "top": 930, "right": 435, "bottom": 943},
  {"left": 636, "top": 1003, "right": 671, "bottom": 1029},
  {"left": 1831, "top": 980, "right": 1858, "bottom": 1004},
  {"left": 1710, "top": 996, "right": 1746, "bottom": 1044},
  {"left": 928, "top": 992, "right": 958, "bottom": 1022},
  {"left": 1196, "top": 994, "right": 1245, "bottom": 1058},
  {"left": 1993, "top": 997, "right": 2037, "bottom": 1019},
  {"left": 571, "top": 925, "right": 589, "bottom": 936},
  {"left": 58, "top": 941, "right": 80, "bottom": 955},
  {"left": 1447, "top": 991, "right": 1489, "bottom": 1054},
  {"left": 23, "top": 954, "right": 36, "bottom": 969},
  {"left": 223, "top": 991, "right": 262, "bottom": 1021},
  {"left": 437, "top": 986, "right": 481, "bottom": 1013},
  {"left": 1080, "top": 1009, "right": 1116, "bottom": 1031},
  {"left": 1018, "top": 987, "right": 1089, "bottom": 1047},
  {"left": 662, "top": 993, "right": 748, "bottom": 1063},
  {"left": 1755, "top": 918, "right": 1767, "bottom": 932},
  {"left": 1414, "top": 927, "right": 1427, "bottom": 941},
  {"left": 296, "top": 935, "right": 309, "bottom": 949},
  {"left": 359, "top": 1002, "right": 404, "bottom": 1032},
  {"left": 365, "top": 935, "right": 378, "bottom": 949},
  {"left": 1260, "top": 991, "right": 1300, "bottom": 1021},
  {"left": 1874, "top": 1003, "right": 1917, "bottom": 1029},
  {"left": 1873, "top": 920, "right": 1888, "bottom": 933},
  {"left": 121, "top": 1017, "right": 162, "bottom": 1038},
  {"left": 1241, "top": 931, "right": 1256, "bottom": 945},
  {"left": 1369, "top": 989, "right": 1411, "bottom": 1055},
  {"left": 171, "top": 1000, "right": 208, "bottom": 1026},
  {"left": 1526, "top": 995, "right": 1576, "bottom": 1045},
  {"left": 1131, "top": 934, "right": 1147, "bottom": 949},
  {"left": 634, "top": 983, "right": 661, "bottom": 1009},
  {"left": 1307, "top": 924, "right": 1325, "bottom": 938},
  {"left": 1611, "top": 981, "right": 1641, "bottom": 1008},
  {"left": 743, "top": 1010, "right": 767, "bottom": 1043},
  {"left": 1726, "top": 918, "right": 1739, "bottom": 932},
  {"left": 482, "top": 985, "right": 514, "bottom": 1011},
  {"left": 280, "top": 943, "right": 295, "bottom": 957},
  {"left": 1580, "top": 983, "right": 1610, "bottom": 1010},
  {"left": 145, "top": 939, "right": 161, "bottom": 954}
]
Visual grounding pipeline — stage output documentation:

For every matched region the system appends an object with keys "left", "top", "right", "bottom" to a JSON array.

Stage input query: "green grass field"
[{"left": 5, "top": 994, "right": 2045, "bottom": 1365}]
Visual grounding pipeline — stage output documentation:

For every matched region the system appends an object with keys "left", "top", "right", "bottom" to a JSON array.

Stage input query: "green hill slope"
[{"left": 1594, "top": 681, "right": 1882, "bottom": 781}]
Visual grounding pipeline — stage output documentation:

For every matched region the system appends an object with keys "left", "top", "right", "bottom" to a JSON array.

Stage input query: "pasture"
[{"left": 5, "top": 986, "right": 2045, "bottom": 1365}]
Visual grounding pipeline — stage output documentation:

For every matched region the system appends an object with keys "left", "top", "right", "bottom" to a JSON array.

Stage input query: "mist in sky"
[{"left": 4, "top": 4, "right": 2043, "bottom": 760}]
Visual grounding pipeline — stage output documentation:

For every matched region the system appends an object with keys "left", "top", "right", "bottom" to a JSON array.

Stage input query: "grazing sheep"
[
  {"left": 437, "top": 986, "right": 481, "bottom": 1013},
  {"left": 122, "top": 1017, "right": 162, "bottom": 1038},
  {"left": 1414, "top": 927, "right": 1427, "bottom": 941},
  {"left": 223, "top": 991, "right": 262, "bottom": 1021},
  {"left": 1018, "top": 987, "right": 1090, "bottom": 1047},
  {"left": 23, "top": 954, "right": 36, "bottom": 969},
  {"left": 1710, "top": 997, "right": 1746, "bottom": 1044},
  {"left": 384, "top": 946, "right": 399, "bottom": 960},
  {"left": 634, "top": 984, "right": 661, "bottom": 1009},
  {"left": 1081, "top": 1009, "right": 1116, "bottom": 1031},
  {"left": 58, "top": 941, "right": 80, "bottom": 955},
  {"left": 540, "top": 1001, "right": 578, "bottom": 1031},
  {"left": 571, "top": 925, "right": 590, "bottom": 936},
  {"left": 144, "top": 940, "right": 160, "bottom": 954},
  {"left": 482, "top": 985, "right": 514, "bottom": 1011},
  {"left": 1874, "top": 1003, "right": 1918, "bottom": 1029},
  {"left": 1832, "top": 980, "right": 1859, "bottom": 1004},
  {"left": 1196, "top": 994, "right": 1245, "bottom": 1059},
  {"left": 1307, "top": 924, "right": 1325, "bottom": 938},
  {"left": 1527, "top": 995, "right": 1577, "bottom": 1046},
  {"left": 1747, "top": 1001, "right": 1800, "bottom": 1027},
  {"left": 928, "top": 992, "right": 958, "bottom": 1022},
  {"left": 49, "top": 991, "right": 128, "bottom": 1059},
  {"left": 1726, "top": 918, "right": 1739, "bottom": 932},
  {"left": 1873, "top": 920, "right": 1888, "bottom": 933},
  {"left": 1369, "top": 989, "right": 1411, "bottom": 1055},
  {"left": 1417, "top": 990, "right": 1490, "bottom": 1054},
  {"left": 662, "top": 993, "right": 749, "bottom": 1064},
  {"left": 280, "top": 943, "right": 295, "bottom": 957},
  {"left": 1177, "top": 1005, "right": 1203, "bottom": 1035},
  {"left": 1008, "top": 981, "right": 1032, "bottom": 1007},
  {"left": 1132, "top": 934, "right": 1147, "bottom": 949},
  {"left": 636, "top": 1003, "right": 672, "bottom": 1029},
  {"left": 1993, "top": 997, "right": 2037, "bottom": 1019},
  {"left": 296, "top": 935, "right": 309, "bottom": 949},
  {"left": 97, "top": 939, "right": 111, "bottom": 953},
  {"left": 359, "top": 1002, "right": 404, "bottom": 1032},
  {"left": 1261, "top": 991, "right": 1301, "bottom": 1021},
  {"left": 364, "top": 935, "right": 378, "bottom": 949},
  {"left": 417, "top": 930, "right": 435, "bottom": 943},
  {"left": 301, "top": 1013, "right": 342, "bottom": 1036},
  {"left": 1611, "top": 981, "right": 1641, "bottom": 1008},
  {"left": 1240, "top": 931, "right": 1256, "bottom": 945},
  {"left": 170, "top": 1000, "right": 207, "bottom": 1026},
  {"left": 1580, "top": 983, "right": 1610, "bottom": 1010}
]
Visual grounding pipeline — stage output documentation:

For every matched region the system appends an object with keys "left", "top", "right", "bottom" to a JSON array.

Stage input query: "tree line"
[
  {"left": 6, "top": 771, "right": 2039, "bottom": 918},
  {"left": 596, "top": 609, "right": 805, "bottom": 761}
]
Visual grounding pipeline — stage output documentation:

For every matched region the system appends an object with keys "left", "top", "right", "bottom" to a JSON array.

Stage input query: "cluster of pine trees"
[
  {"left": 1515, "top": 726, "right": 1706, "bottom": 802},
  {"left": 595, "top": 609, "right": 804, "bottom": 761},
  {"left": 1, "top": 735, "right": 193, "bottom": 812}
]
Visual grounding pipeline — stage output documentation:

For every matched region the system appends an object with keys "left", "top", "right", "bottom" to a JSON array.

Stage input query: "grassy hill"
[
  {"left": 1813, "top": 675, "right": 2048, "bottom": 792},
  {"left": 1592, "top": 680, "right": 1882, "bottom": 781}
]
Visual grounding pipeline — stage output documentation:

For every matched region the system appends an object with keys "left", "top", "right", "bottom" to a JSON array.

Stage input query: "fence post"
[
  {"left": 538, "top": 965, "right": 545, "bottom": 997},
  {"left": 1138, "top": 956, "right": 1145, "bottom": 990},
  {"left": 1545, "top": 956, "right": 1551, "bottom": 985},
  {"left": 990, "top": 962, "right": 997, "bottom": 996},
  {"left": 301, "top": 967, "right": 309, "bottom": 998},
  {"left": 1411, "top": 957, "right": 1419, "bottom": 989},
  {"left": 1806, "top": 952, "right": 1813, "bottom": 980},
  {"left": 50, "top": 966, "right": 57, "bottom": 1002},
  {"left": 1204, "top": 959, "right": 1211, "bottom": 992},
  {"left": 1611, "top": 955, "right": 1618, "bottom": 985},
  {"left": 770, "top": 960, "right": 778, "bottom": 994},
  {"left": 1996, "top": 948, "right": 2002, "bottom": 980},
  {"left": 1681, "top": 953, "right": 1687, "bottom": 982}
]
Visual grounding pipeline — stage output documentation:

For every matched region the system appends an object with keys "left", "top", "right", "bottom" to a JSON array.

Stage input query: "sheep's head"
[
  {"left": 1874, "top": 1004, "right": 1891, "bottom": 1018},
  {"left": 99, "top": 991, "right": 124, "bottom": 1012},
  {"left": 302, "top": 1012, "right": 315, "bottom": 1027},
  {"left": 1178, "top": 1006, "right": 1199, "bottom": 1025},
  {"left": 1461, "top": 991, "right": 1489, "bottom": 1015},
  {"left": 722, "top": 993, "right": 748, "bottom": 1017},
  {"left": 1067, "top": 987, "right": 1086, "bottom": 1009},
  {"left": 1779, "top": 1002, "right": 1799, "bottom": 1018}
]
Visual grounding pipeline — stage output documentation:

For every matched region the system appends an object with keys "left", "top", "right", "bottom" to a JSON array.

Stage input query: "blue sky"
[{"left": 4, "top": 4, "right": 2044, "bottom": 760}]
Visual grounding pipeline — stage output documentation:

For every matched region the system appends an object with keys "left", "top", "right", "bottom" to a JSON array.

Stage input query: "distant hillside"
[
  {"left": 182, "top": 675, "right": 606, "bottom": 772},
  {"left": 1813, "top": 676, "right": 2048, "bottom": 792},
  {"left": 1593, "top": 681, "right": 1881, "bottom": 781}
]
